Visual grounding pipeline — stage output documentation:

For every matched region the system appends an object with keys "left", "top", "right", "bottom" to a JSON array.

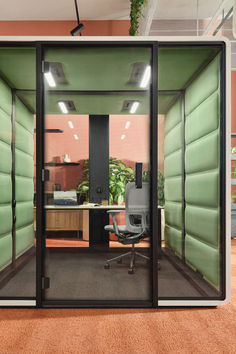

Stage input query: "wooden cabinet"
[{"left": 34, "top": 209, "right": 83, "bottom": 231}]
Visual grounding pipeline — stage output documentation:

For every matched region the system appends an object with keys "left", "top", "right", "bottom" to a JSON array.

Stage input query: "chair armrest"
[{"left": 106, "top": 210, "right": 123, "bottom": 236}]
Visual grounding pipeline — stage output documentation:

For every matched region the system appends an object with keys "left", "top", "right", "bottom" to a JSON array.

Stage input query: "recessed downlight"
[
  {"left": 58, "top": 101, "right": 68, "bottom": 114},
  {"left": 74, "top": 134, "right": 79, "bottom": 140},
  {"left": 130, "top": 101, "right": 140, "bottom": 114},
  {"left": 140, "top": 65, "right": 151, "bottom": 88},
  {"left": 68, "top": 121, "right": 74, "bottom": 129},
  {"left": 125, "top": 121, "right": 130, "bottom": 129},
  {"left": 121, "top": 134, "right": 126, "bottom": 140}
]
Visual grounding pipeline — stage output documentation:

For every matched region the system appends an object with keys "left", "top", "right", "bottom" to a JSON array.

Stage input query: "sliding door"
[{"left": 37, "top": 42, "right": 158, "bottom": 307}]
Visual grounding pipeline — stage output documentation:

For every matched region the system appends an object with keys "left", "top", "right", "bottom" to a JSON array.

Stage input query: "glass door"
[{"left": 38, "top": 43, "right": 157, "bottom": 307}]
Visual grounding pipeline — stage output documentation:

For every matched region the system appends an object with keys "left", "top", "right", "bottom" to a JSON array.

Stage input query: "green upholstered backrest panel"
[
  {"left": 184, "top": 54, "right": 220, "bottom": 288},
  {"left": 0, "top": 79, "right": 12, "bottom": 271},
  {"left": 15, "top": 97, "right": 34, "bottom": 258},
  {"left": 164, "top": 98, "right": 183, "bottom": 257}
]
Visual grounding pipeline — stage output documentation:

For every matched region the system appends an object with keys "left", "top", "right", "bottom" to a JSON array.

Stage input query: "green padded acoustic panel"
[
  {"left": 184, "top": 54, "right": 220, "bottom": 289},
  {"left": 164, "top": 97, "right": 183, "bottom": 257},
  {"left": 15, "top": 97, "right": 34, "bottom": 259},
  {"left": 0, "top": 78, "right": 12, "bottom": 271}
]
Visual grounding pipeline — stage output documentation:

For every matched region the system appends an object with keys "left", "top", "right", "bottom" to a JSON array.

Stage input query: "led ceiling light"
[
  {"left": 125, "top": 121, "right": 130, "bottom": 129},
  {"left": 130, "top": 101, "right": 140, "bottom": 114},
  {"left": 71, "top": 0, "right": 84, "bottom": 36},
  {"left": 58, "top": 101, "right": 68, "bottom": 114},
  {"left": 44, "top": 71, "right": 56, "bottom": 87},
  {"left": 68, "top": 121, "right": 74, "bottom": 129},
  {"left": 121, "top": 134, "right": 126, "bottom": 140},
  {"left": 140, "top": 65, "right": 151, "bottom": 88},
  {"left": 74, "top": 134, "right": 79, "bottom": 140}
]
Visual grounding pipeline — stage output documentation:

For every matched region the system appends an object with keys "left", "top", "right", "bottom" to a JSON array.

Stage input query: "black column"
[{"left": 89, "top": 115, "right": 109, "bottom": 247}]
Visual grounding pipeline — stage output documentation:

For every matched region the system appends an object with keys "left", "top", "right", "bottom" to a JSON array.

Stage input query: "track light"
[
  {"left": 71, "top": 0, "right": 84, "bottom": 36},
  {"left": 71, "top": 23, "right": 84, "bottom": 36}
]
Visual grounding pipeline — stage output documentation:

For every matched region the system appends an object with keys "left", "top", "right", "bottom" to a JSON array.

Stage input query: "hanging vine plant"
[{"left": 129, "top": 0, "right": 147, "bottom": 36}]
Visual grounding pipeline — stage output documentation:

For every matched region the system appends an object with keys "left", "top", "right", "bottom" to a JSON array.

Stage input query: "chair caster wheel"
[
  {"left": 104, "top": 263, "right": 110, "bottom": 269},
  {"left": 117, "top": 259, "right": 123, "bottom": 264},
  {"left": 128, "top": 268, "right": 134, "bottom": 274}
]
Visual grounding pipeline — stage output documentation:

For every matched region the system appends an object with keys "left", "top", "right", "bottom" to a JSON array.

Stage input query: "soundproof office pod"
[{"left": 0, "top": 36, "right": 230, "bottom": 308}]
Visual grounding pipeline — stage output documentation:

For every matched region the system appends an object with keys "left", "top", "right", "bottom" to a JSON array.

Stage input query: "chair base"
[{"left": 104, "top": 244, "right": 160, "bottom": 274}]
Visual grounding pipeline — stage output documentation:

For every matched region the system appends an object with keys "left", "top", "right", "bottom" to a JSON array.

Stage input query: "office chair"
[{"left": 104, "top": 182, "right": 151, "bottom": 274}]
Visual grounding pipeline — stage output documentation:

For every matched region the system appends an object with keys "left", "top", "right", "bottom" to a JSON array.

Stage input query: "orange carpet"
[{"left": 0, "top": 241, "right": 235, "bottom": 354}]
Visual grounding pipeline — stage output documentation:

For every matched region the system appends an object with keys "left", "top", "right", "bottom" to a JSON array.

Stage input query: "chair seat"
[{"left": 104, "top": 225, "right": 128, "bottom": 233}]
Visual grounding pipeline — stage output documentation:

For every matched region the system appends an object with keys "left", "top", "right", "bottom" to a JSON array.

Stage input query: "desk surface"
[
  {"left": 43, "top": 205, "right": 164, "bottom": 210},
  {"left": 44, "top": 204, "right": 126, "bottom": 210}
]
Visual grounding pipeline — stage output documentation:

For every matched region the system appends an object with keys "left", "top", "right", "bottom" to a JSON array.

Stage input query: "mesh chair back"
[{"left": 125, "top": 182, "right": 150, "bottom": 233}]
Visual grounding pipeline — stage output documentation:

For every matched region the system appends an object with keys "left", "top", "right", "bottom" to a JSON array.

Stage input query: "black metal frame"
[
  {"left": 0, "top": 39, "right": 227, "bottom": 307},
  {"left": 35, "top": 40, "right": 159, "bottom": 309}
]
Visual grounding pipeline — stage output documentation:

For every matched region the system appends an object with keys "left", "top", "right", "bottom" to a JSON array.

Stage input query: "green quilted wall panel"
[
  {"left": 0, "top": 78, "right": 12, "bottom": 271},
  {"left": 15, "top": 98, "right": 34, "bottom": 259},
  {"left": 185, "top": 53, "right": 220, "bottom": 288},
  {"left": 164, "top": 123, "right": 182, "bottom": 157},
  {"left": 0, "top": 80, "right": 12, "bottom": 116},
  {"left": 165, "top": 202, "right": 182, "bottom": 230},
  {"left": 0, "top": 140, "right": 12, "bottom": 174},
  {"left": 164, "top": 98, "right": 182, "bottom": 135},
  {"left": 16, "top": 224, "right": 34, "bottom": 259},
  {"left": 165, "top": 177, "right": 182, "bottom": 203},
  {"left": 0, "top": 205, "right": 12, "bottom": 236},
  {"left": 15, "top": 202, "right": 34, "bottom": 229},
  {"left": 185, "top": 234, "right": 219, "bottom": 288},
  {"left": 15, "top": 150, "right": 34, "bottom": 178},
  {"left": 0, "top": 172, "right": 12, "bottom": 204},
  {"left": 164, "top": 97, "right": 183, "bottom": 257},
  {"left": 185, "top": 91, "right": 219, "bottom": 145},
  {"left": 0, "top": 109, "right": 12, "bottom": 145},
  {"left": 185, "top": 205, "right": 219, "bottom": 247},
  {"left": 0, "top": 234, "right": 12, "bottom": 272},
  {"left": 164, "top": 150, "right": 182, "bottom": 178},
  {"left": 185, "top": 131, "right": 219, "bottom": 174},
  {"left": 165, "top": 225, "right": 182, "bottom": 257},
  {"left": 185, "top": 55, "right": 220, "bottom": 116},
  {"left": 185, "top": 171, "right": 219, "bottom": 208}
]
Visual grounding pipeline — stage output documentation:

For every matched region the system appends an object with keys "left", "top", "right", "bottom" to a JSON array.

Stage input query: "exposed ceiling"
[{"left": 0, "top": 0, "right": 229, "bottom": 21}]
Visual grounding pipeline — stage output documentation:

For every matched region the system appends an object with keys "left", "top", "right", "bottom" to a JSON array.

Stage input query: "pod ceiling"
[{"left": 0, "top": 45, "right": 218, "bottom": 115}]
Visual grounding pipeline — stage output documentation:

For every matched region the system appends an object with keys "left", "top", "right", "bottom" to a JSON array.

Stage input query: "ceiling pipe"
[{"left": 203, "top": 0, "right": 233, "bottom": 36}]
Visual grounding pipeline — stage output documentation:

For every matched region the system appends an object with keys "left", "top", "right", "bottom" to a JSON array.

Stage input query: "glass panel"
[
  {"left": 158, "top": 45, "right": 224, "bottom": 300},
  {"left": 43, "top": 46, "right": 152, "bottom": 302},
  {"left": 0, "top": 47, "right": 36, "bottom": 298}
]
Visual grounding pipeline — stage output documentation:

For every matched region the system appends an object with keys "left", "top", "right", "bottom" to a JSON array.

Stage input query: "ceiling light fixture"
[
  {"left": 121, "top": 134, "right": 126, "bottom": 140},
  {"left": 125, "top": 121, "right": 130, "bottom": 129},
  {"left": 130, "top": 101, "right": 140, "bottom": 114},
  {"left": 71, "top": 0, "right": 84, "bottom": 36},
  {"left": 58, "top": 101, "right": 68, "bottom": 114},
  {"left": 44, "top": 71, "right": 56, "bottom": 87},
  {"left": 68, "top": 121, "right": 74, "bottom": 129},
  {"left": 140, "top": 65, "right": 151, "bottom": 88},
  {"left": 74, "top": 134, "right": 79, "bottom": 140}
]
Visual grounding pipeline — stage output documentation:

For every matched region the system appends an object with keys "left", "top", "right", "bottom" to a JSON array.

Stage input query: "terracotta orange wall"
[{"left": 0, "top": 20, "right": 130, "bottom": 36}]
